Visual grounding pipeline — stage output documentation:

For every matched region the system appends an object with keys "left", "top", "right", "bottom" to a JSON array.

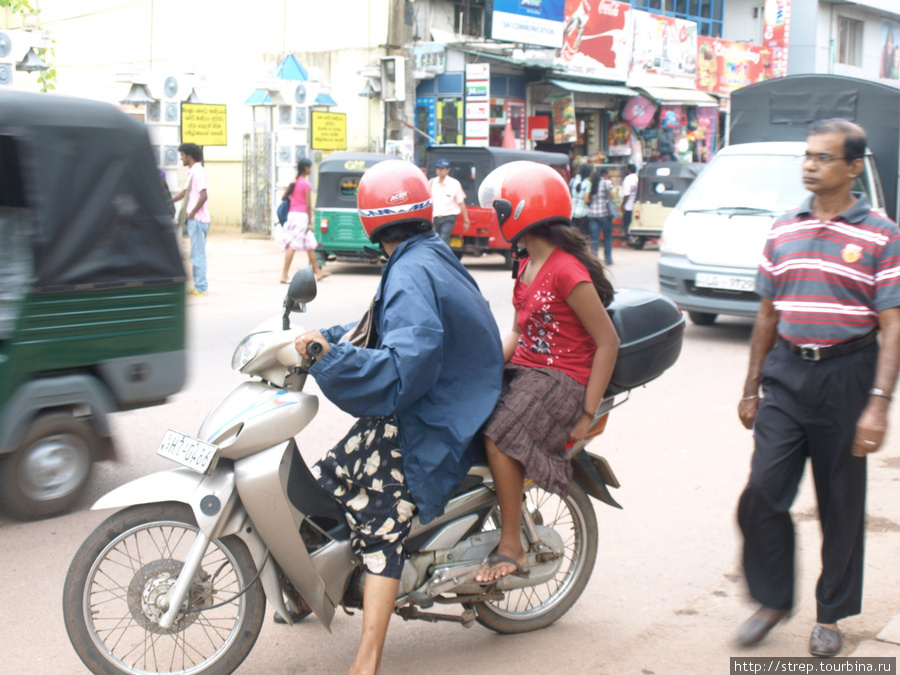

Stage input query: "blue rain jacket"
[{"left": 311, "top": 231, "right": 504, "bottom": 523}]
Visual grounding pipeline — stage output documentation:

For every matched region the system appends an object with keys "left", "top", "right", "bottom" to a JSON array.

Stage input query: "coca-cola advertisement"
[
  {"left": 630, "top": 11, "right": 697, "bottom": 87},
  {"left": 554, "top": 0, "right": 633, "bottom": 82},
  {"left": 696, "top": 36, "right": 773, "bottom": 94}
]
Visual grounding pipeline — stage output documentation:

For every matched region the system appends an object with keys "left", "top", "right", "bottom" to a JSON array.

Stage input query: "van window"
[
  {"left": 0, "top": 135, "right": 33, "bottom": 339},
  {"left": 679, "top": 153, "right": 810, "bottom": 215}
]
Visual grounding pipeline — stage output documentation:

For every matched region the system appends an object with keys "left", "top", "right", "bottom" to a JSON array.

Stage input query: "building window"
[
  {"left": 630, "top": 0, "right": 723, "bottom": 37},
  {"left": 837, "top": 17, "right": 863, "bottom": 67},
  {"left": 455, "top": 0, "right": 485, "bottom": 38}
]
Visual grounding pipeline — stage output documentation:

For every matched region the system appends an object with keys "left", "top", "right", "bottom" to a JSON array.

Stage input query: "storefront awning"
[
  {"left": 547, "top": 79, "right": 639, "bottom": 97},
  {"left": 636, "top": 86, "right": 718, "bottom": 105}
]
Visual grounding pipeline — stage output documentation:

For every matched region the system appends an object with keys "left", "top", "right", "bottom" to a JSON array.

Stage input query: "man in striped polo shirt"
[{"left": 734, "top": 119, "right": 900, "bottom": 657}]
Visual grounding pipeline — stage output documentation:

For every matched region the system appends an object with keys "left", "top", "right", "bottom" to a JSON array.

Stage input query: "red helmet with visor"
[
  {"left": 357, "top": 160, "right": 433, "bottom": 242},
  {"left": 477, "top": 161, "right": 572, "bottom": 243}
]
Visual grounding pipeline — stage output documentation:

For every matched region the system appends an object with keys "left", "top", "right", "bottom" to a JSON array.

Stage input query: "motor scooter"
[{"left": 63, "top": 268, "right": 685, "bottom": 675}]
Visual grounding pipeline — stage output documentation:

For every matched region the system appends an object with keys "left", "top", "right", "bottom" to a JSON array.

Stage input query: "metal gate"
[{"left": 242, "top": 131, "right": 273, "bottom": 234}]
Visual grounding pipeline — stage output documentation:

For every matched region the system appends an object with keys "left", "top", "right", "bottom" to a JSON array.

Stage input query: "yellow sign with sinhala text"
[
  {"left": 181, "top": 104, "right": 228, "bottom": 146},
  {"left": 311, "top": 111, "right": 347, "bottom": 151}
]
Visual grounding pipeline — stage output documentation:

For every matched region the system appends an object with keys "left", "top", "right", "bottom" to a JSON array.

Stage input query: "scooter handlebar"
[{"left": 307, "top": 341, "right": 324, "bottom": 358}]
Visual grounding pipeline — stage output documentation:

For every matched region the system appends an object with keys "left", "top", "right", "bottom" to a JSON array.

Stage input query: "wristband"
[
  {"left": 870, "top": 388, "right": 892, "bottom": 401},
  {"left": 583, "top": 408, "right": 594, "bottom": 419},
  {"left": 741, "top": 395, "right": 759, "bottom": 401}
]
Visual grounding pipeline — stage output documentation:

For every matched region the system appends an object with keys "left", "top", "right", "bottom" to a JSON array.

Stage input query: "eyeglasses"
[{"left": 800, "top": 153, "right": 848, "bottom": 165}]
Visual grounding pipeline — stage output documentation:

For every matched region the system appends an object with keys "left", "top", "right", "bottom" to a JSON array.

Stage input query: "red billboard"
[{"left": 697, "top": 36, "right": 774, "bottom": 94}]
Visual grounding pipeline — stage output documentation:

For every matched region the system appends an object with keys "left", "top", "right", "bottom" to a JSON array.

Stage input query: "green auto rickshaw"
[
  {"left": 313, "top": 152, "right": 394, "bottom": 264},
  {"left": 0, "top": 91, "right": 187, "bottom": 520}
]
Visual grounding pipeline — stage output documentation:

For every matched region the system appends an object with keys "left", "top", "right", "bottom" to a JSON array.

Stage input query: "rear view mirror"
[{"left": 288, "top": 267, "right": 317, "bottom": 305}]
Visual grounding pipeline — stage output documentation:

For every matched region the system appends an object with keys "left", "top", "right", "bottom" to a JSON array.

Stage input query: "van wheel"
[
  {"left": 0, "top": 413, "right": 96, "bottom": 520},
  {"left": 688, "top": 311, "right": 718, "bottom": 326}
]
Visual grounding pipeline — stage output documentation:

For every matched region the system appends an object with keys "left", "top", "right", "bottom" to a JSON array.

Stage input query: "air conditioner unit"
[
  {"left": 0, "top": 63, "right": 12, "bottom": 87},
  {"left": 163, "top": 102, "right": 180, "bottom": 125},
  {"left": 146, "top": 101, "right": 161, "bottom": 122},
  {"left": 0, "top": 31, "right": 16, "bottom": 87},
  {"left": 162, "top": 75, "right": 180, "bottom": 100},
  {"left": 380, "top": 56, "right": 406, "bottom": 102},
  {"left": 278, "top": 105, "right": 292, "bottom": 125},
  {"left": 163, "top": 146, "right": 179, "bottom": 167},
  {"left": 295, "top": 146, "right": 308, "bottom": 163},
  {"left": 295, "top": 107, "right": 308, "bottom": 127},
  {"left": 294, "top": 83, "right": 307, "bottom": 106},
  {"left": 277, "top": 145, "right": 293, "bottom": 165}
]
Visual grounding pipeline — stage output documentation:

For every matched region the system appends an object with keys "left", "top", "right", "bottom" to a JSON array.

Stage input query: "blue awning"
[
  {"left": 547, "top": 79, "right": 639, "bottom": 97},
  {"left": 314, "top": 92, "right": 337, "bottom": 107},
  {"left": 243, "top": 89, "right": 276, "bottom": 106},
  {"left": 275, "top": 55, "right": 308, "bottom": 81}
]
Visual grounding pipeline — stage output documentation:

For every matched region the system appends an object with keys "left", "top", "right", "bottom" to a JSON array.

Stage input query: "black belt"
[{"left": 785, "top": 330, "right": 877, "bottom": 361}]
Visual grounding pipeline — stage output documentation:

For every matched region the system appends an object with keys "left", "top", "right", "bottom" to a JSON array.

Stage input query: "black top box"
[{"left": 606, "top": 289, "right": 685, "bottom": 395}]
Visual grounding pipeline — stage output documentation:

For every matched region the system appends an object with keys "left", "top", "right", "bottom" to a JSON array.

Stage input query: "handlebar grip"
[{"left": 307, "top": 341, "right": 324, "bottom": 357}]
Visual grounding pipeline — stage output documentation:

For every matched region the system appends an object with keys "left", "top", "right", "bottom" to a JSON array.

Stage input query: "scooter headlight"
[{"left": 231, "top": 332, "right": 269, "bottom": 371}]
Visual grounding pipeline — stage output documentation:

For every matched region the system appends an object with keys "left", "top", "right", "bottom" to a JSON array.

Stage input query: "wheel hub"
[
  {"left": 127, "top": 560, "right": 212, "bottom": 633},
  {"left": 21, "top": 435, "right": 89, "bottom": 500}
]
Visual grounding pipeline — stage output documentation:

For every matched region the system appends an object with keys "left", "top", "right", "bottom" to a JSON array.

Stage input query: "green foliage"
[{"left": 1, "top": 0, "right": 56, "bottom": 92}]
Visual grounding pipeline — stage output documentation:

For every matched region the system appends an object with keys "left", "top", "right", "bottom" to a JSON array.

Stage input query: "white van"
[{"left": 657, "top": 142, "right": 886, "bottom": 325}]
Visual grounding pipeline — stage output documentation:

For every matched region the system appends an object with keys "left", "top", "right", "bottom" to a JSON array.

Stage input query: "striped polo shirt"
[{"left": 756, "top": 193, "right": 900, "bottom": 347}]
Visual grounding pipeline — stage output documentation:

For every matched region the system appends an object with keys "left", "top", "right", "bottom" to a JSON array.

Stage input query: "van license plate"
[
  {"left": 157, "top": 429, "right": 218, "bottom": 475},
  {"left": 695, "top": 273, "right": 755, "bottom": 292},
  {"left": 450, "top": 236, "right": 464, "bottom": 249}
]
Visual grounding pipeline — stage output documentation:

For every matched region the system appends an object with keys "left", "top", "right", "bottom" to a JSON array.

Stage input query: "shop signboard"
[
  {"left": 763, "top": 0, "right": 790, "bottom": 79},
  {"left": 555, "top": 0, "right": 632, "bottom": 82},
  {"left": 310, "top": 111, "right": 347, "bottom": 151},
  {"left": 528, "top": 115, "right": 550, "bottom": 142},
  {"left": 880, "top": 21, "right": 900, "bottom": 80},
  {"left": 696, "top": 36, "right": 773, "bottom": 94},
  {"left": 465, "top": 63, "right": 490, "bottom": 147},
  {"left": 413, "top": 44, "right": 447, "bottom": 75},
  {"left": 181, "top": 103, "right": 227, "bottom": 146},
  {"left": 491, "top": 0, "right": 566, "bottom": 49},
  {"left": 629, "top": 10, "right": 697, "bottom": 88},
  {"left": 551, "top": 92, "right": 576, "bottom": 144}
]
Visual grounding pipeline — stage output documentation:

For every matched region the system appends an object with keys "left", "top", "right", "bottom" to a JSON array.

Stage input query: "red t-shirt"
[{"left": 510, "top": 247, "right": 596, "bottom": 384}]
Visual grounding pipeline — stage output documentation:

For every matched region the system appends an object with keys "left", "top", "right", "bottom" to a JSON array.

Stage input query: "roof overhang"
[
  {"left": 547, "top": 79, "right": 638, "bottom": 97},
  {"left": 636, "top": 86, "right": 718, "bottom": 105}
]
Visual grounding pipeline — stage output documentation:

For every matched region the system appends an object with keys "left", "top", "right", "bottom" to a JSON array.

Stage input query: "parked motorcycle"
[{"left": 63, "top": 268, "right": 685, "bottom": 675}]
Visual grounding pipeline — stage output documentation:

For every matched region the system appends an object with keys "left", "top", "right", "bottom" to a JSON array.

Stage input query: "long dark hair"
[
  {"left": 589, "top": 168, "right": 608, "bottom": 198},
  {"left": 522, "top": 223, "right": 614, "bottom": 307}
]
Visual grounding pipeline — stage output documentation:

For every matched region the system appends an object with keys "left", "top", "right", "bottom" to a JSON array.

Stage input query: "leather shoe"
[
  {"left": 809, "top": 625, "right": 842, "bottom": 657},
  {"left": 735, "top": 607, "right": 789, "bottom": 647}
]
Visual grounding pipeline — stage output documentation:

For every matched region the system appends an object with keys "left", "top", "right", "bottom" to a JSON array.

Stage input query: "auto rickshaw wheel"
[
  {"left": 628, "top": 236, "right": 646, "bottom": 250},
  {"left": 0, "top": 412, "right": 96, "bottom": 520}
]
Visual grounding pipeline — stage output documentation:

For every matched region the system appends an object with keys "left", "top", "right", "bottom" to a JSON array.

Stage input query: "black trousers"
[{"left": 737, "top": 341, "right": 876, "bottom": 623}]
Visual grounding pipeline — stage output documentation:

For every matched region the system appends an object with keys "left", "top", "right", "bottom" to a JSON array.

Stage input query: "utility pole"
[{"left": 384, "top": 0, "right": 415, "bottom": 153}]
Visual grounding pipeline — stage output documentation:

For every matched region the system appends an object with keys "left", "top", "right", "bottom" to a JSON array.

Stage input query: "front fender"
[{"left": 92, "top": 465, "right": 243, "bottom": 539}]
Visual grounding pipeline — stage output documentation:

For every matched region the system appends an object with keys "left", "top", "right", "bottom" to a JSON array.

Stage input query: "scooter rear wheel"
[
  {"left": 63, "top": 502, "right": 265, "bottom": 675},
  {"left": 474, "top": 483, "right": 598, "bottom": 634}
]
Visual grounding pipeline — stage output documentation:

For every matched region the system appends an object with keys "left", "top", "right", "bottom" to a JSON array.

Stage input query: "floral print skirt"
[{"left": 312, "top": 416, "right": 415, "bottom": 579}]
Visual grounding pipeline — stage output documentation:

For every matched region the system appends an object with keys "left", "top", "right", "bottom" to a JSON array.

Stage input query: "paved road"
[{"left": 2, "top": 232, "right": 899, "bottom": 674}]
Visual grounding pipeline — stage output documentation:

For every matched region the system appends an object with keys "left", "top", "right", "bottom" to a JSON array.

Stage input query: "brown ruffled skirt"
[{"left": 484, "top": 363, "right": 586, "bottom": 496}]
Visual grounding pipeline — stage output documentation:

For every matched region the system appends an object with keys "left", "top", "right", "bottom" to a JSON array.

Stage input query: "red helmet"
[
  {"left": 477, "top": 161, "right": 571, "bottom": 242},
  {"left": 357, "top": 160, "right": 433, "bottom": 242}
]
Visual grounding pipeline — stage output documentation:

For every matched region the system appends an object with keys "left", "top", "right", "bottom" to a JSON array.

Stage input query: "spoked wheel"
[
  {"left": 63, "top": 503, "right": 265, "bottom": 675},
  {"left": 474, "top": 483, "right": 598, "bottom": 633}
]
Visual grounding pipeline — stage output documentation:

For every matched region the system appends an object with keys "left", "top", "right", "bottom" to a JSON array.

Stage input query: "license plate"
[
  {"left": 157, "top": 429, "right": 219, "bottom": 474},
  {"left": 695, "top": 273, "right": 755, "bottom": 292},
  {"left": 450, "top": 236, "right": 464, "bottom": 248}
]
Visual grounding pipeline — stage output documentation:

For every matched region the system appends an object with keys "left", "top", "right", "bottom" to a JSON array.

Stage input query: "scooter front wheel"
[{"left": 63, "top": 502, "right": 265, "bottom": 675}]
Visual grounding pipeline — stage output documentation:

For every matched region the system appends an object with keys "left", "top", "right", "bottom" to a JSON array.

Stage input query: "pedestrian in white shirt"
[{"left": 430, "top": 158, "right": 470, "bottom": 247}]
